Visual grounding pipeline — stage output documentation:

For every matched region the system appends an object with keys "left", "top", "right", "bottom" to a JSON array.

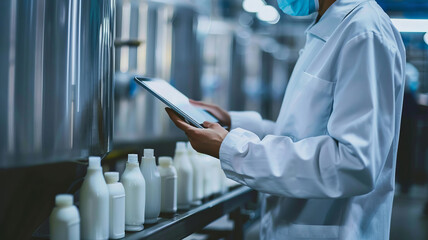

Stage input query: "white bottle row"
[{"left": 49, "top": 143, "right": 239, "bottom": 240}]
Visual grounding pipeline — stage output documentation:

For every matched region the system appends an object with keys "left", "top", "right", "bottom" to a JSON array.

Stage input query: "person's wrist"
[
  {"left": 224, "top": 113, "right": 231, "bottom": 130},
  {"left": 215, "top": 131, "right": 228, "bottom": 158}
]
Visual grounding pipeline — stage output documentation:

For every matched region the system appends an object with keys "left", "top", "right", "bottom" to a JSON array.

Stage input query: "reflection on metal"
[
  {"left": 0, "top": 0, "right": 115, "bottom": 168},
  {"left": 243, "top": 36, "right": 263, "bottom": 113},
  {"left": 114, "top": 0, "right": 201, "bottom": 143},
  {"left": 201, "top": 33, "right": 233, "bottom": 108},
  {"left": 197, "top": 17, "right": 289, "bottom": 119},
  {"left": 199, "top": 17, "right": 235, "bottom": 110},
  {"left": 114, "top": 39, "right": 144, "bottom": 47},
  {"left": 199, "top": 20, "right": 290, "bottom": 120}
]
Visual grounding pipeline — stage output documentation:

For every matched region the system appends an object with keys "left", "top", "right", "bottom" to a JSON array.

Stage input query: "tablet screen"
[{"left": 135, "top": 77, "right": 219, "bottom": 126}]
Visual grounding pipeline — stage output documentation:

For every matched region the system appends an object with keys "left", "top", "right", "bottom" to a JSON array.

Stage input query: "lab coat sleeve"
[
  {"left": 229, "top": 111, "right": 276, "bottom": 139},
  {"left": 219, "top": 32, "right": 402, "bottom": 198}
]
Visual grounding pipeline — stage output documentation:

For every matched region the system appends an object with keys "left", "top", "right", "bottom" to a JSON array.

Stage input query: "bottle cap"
[
  {"left": 128, "top": 154, "right": 138, "bottom": 164},
  {"left": 88, "top": 156, "right": 101, "bottom": 169},
  {"left": 104, "top": 172, "right": 119, "bottom": 183},
  {"left": 159, "top": 156, "right": 173, "bottom": 167},
  {"left": 175, "top": 142, "right": 186, "bottom": 153},
  {"left": 55, "top": 194, "right": 73, "bottom": 207},
  {"left": 144, "top": 149, "right": 154, "bottom": 158}
]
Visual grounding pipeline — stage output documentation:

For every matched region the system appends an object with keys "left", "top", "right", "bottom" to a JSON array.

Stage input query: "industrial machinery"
[
  {"left": 114, "top": 0, "right": 201, "bottom": 143},
  {"left": 0, "top": 0, "right": 115, "bottom": 167}
]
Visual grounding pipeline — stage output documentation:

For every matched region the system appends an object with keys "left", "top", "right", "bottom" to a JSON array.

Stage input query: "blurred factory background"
[{"left": 1, "top": 0, "right": 428, "bottom": 239}]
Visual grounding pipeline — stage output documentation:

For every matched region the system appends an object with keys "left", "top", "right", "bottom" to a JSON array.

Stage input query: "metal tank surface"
[
  {"left": 0, "top": 0, "right": 115, "bottom": 168},
  {"left": 114, "top": 0, "right": 200, "bottom": 143}
]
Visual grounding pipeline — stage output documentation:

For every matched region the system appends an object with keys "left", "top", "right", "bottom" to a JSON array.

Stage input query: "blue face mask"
[{"left": 277, "top": 0, "right": 319, "bottom": 16}]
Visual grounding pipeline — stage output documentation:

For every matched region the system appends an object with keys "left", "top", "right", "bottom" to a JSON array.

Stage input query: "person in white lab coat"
[{"left": 166, "top": 0, "right": 406, "bottom": 239}]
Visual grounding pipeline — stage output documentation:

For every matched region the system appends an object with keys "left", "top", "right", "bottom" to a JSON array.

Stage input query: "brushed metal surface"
[
  {"left": 0, "top": 0, "right": 115, "bottom": 167},
  {"left": 114, "top": 0, "right": 200, "bottom": 143}
]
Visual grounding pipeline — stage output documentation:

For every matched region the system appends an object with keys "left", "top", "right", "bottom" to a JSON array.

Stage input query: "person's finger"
[
  {"left": 190, "top": 100, "right": 220, "bottom": 119},
  {"left": 202, "top": 121, "right": 213, "bottom": 128},
  {"left": 189, "top": 99, "right": 204, "bottom": 105},
  {"left": 203, "top": 121, "right": 220, "bottom": 129},
  {"left": 165, "top": 108, "right": 194, "bottom": 132}
]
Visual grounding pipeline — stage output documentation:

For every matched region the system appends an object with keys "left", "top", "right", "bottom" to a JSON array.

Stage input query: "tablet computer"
[{"left": 134, "top": 76, "right": 219, "bottom": 128}]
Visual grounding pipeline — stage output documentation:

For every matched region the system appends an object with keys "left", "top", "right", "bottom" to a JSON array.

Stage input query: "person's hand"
[
  {"left": 189, "top": 99, "right": 231, "bottom": 129},
  {"left": 165, "top": 108, "right": 228, "bottom": 158}
]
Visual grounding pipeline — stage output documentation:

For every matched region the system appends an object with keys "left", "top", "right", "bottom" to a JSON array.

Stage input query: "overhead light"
[
  {"left": 391, "top": 18, "right": 428, "bottom": 32},
  {"left": 267, "top": 15, "right": 280, "bottom": 24},
  {"left": 266, "top": 12, "right": 280, "bottom": 24},
  {"left": 256, "top": 5, "right": 280, "bottom": 24},
  {"left": 243, "top": 0, "right": 265, "bottom": 13},
  {"left": 424, "top": 32, "right": 428, "bottom": 45}
]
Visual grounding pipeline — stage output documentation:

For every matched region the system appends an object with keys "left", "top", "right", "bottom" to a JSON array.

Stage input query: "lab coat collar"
[{"left": 306, "top": 0, "right": 373, "bottom": 41}]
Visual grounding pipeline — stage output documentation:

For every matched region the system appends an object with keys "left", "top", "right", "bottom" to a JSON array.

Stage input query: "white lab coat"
[{"left": 219, "top": 0, "right": 406, "bottom": 239}]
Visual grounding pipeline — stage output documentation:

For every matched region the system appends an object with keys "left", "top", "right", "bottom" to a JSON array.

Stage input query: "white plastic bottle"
[
  {"left": 50, "top": 194, "right": 80, "bottom": 240},
  {"left": 186, "top": 142, "right": 203, "bottom": 205},
  {"left": 158, "top": 156, "right": 177, "bottom": 214},
  {"left": 80, "top": 156, "right": 109, "bottom": 240},
  {"left": 200, "top": 153, "right": 213, "bottom": 199},
  {"left": 212, "top": 156, "right": 228, "bottom": 194},
  {"left": 140, "top": 149, "right": 161, "bottom": 224},
  {"left": 174, "top": 142, "right": 193, "bottom": 210},
  {"left": 104, "top": 172, "right": 125, "bottom": 239},
  {"left": 218, "top": 162, "right": 228, "bottom": 194},
  {"left": 207, "top": 155, "right": 221, "bottom": 195},
  {"left": 121, "top": 154, "right": 146, "bottom": 231}
]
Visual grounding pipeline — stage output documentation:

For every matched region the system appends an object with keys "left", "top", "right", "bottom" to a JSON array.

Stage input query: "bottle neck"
[
  {"left": 142, "top": 157, "right": 156, "bottom": 167},
  {"left": 85, "top": 168, "right": 104, "bottom": 180},
  {"left": 187, "top": 151, "right": 195, "bottom": 159},
  {"left": 56, "top": 204, "right": 72, "bottom": 208},
  {"left": 106, "top": 180, "right": 118, "bottom": 184},
  {"left": 126, "top": 162, "right": 139, "bottom": 170},
  {"left": 159, "top": 163, "right": 171, "bottom": 169},
  {"left": 87, "top": 168, "right": 102, "bottom": 174},
  {"left": 174, "top": 151, "right": 186, "bottom": 158}
]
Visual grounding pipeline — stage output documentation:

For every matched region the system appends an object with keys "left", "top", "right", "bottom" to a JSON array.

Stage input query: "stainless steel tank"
[
  {"left": 199, "top": 18, "right": 235, "bottom": 110},
  {"left": 114, "top": 0, "right": 200, "bottom": 143},
  {"left": 0, "top": 0, "right": 115, "bottom": 168}
]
